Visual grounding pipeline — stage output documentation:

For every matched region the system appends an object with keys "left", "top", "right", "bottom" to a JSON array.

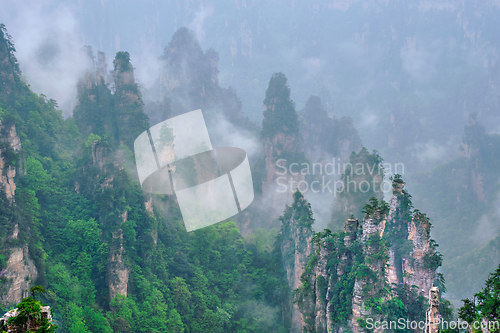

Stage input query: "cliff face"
[
  {"left": 0, "top": 122, "right": 36, "bottom": 307},
  {"left": 0, "top": 246, "right": 37, "bottom": 306},
  {"left": 0, "top": 122, "right": 21, "bottom": 202},
  {"left": 0, "top": 305, "right": 53, "bottom": 332},
  {"left": 78, "top": 140, "right": 131, "bottom": 300},
  {"left": 403, "top": 214, "right": 439, "bottom": 298},
  {"left": 351, "top": 210, "right": 388, "bottom": 333},
  {"left": 293, "top": 178, "right": 441, "bottom": 333},
  {"left": 260, "top": 73, "right": 306, "bottom": 229},
  {"left": 279, "top": 191, "right": 314, "bottom": 333}
]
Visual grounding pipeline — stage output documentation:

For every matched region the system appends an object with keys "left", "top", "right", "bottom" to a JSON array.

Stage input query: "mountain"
[
  {"left": 281, "top": 178, "right": 455, "bottom": 333},
  {"left": 0, "top": 24, "right": 292, "bottom": 332},
  {"left": 1, "top": 17, "right": 499, "bottom": 332}
]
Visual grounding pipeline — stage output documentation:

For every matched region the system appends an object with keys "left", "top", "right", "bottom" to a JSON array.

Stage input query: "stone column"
[{"left": 426, "top": 287, "right": 440, "bottom": 333}]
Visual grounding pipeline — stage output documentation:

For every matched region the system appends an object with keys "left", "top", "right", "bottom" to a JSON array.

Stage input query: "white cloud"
[
  {"left": 400, "top": 36, "right": 440, "bottom": 82},
  {"left": 188, "top": 5, "right": 213, "bottom": 43},
  {"left": 411, "top": 139, "right": 458, "bottom": 167},
  {"left": 1, "top": 0, "right": 90, "bottom": 116}
]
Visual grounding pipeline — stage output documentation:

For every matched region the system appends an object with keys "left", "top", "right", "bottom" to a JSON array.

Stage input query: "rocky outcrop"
[
  {"left": 403, "top": 214, "right": 439, "bottom": 298},
  {"left": 108, "top": 229, "right": 128, "bottom": 300},
  {"left": 294, "top": 177, "right": 442, "bottom": 333},
  {"left": 0, "top": 246, "right": 37, "bottom": 306},
  {"left": 260, "top": 73, "right": 306, "bottom": 229},
  {"left": 262, "top": 131, "right": 305, "bottom": 213},
  {"left": 0, "top": 122, "right": 35, "bottom": 308},
  {"left": 0, "top": 305, "right": 53, "bottom": 332},
  {"left": 386, "top": 178, "right": 439, "bottom": 298},
  {"left": 351, "top": 210, "right": 387, "bottom": 333},
  {"left": 77, "top": 138, "right": 132, "bottom": 301},
  {"left": 0, "top": 122, "right": 22, "bottom": 202},
  {"left": 426, "top": 287, "right": 440, "bottom": 333},
  {"left": 329, "top": 148, "right": 385, "bottom": 230},
  {"left": 280, "top": 191, "right": 314, "bottom": 333}
]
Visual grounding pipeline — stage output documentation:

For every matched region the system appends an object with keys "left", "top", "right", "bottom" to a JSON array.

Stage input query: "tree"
[
  {"left": 261, "top": 72, "right": 300, "bottom": 139},
  {"left": 459, "top": 264, "right": 500, "bottom": 329},
  {"left": 30, "top": 285, "right": 47, "bottom": 301}
]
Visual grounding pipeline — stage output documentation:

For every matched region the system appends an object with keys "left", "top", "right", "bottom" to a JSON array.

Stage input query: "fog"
[{"left": 2, "top": 0, "right": 500, "bottom": 310}]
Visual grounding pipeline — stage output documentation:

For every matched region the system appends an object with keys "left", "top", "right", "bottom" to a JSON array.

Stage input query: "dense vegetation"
[
  {"left": 411, "top": 114, "right": 500, "bottom": 302},
  {"left": 1, "top": 19, "right": 489, "bottom": 333},
  {"left": 0, "top": 25, "right": 291, "bottom": 332},
  {"left": 261, "top": 73, "right": 300, "bottom": 139},
  {"left": 459, "top": 264, "right": 500, "bottom": 332}
]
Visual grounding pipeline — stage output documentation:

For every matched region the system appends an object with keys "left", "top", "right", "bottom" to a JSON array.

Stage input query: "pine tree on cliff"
[
  {"left": 261, "top": 73, "right": 300, "bottom": 140},
  {"left": 113, "top": 51, "right": 149, "bottom": 149},
  {"left": 0, "top": 24, "right": 21, "bottom": 100}
]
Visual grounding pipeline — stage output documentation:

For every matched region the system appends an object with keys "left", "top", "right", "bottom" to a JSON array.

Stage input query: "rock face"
[
  {"left": 294, "top": 178, "right": 441, "bottom": 333},
  {"left": 426, "top": 287, "right": 440, "bottom": 333},
  {"left": 329, "top": 148, "right": 385, "bottom": 230},
  {"left": 260, "top": 73, "right": 305, "bottom": 228},
  {"left": 262, "top": 131, "right": 305, "bottom": 216},
  {"left": 0, "top": 122, "right": 37, "bottom": 308},
  {"left": 351, "top": 210, "right": 387, "bottom": 333},
  {"left": 0, "top": 122, "right": 22, "bottom": 202},
  {"left": 108, "top": 229, "right": 128, "bottom": 300},
  {"left": 403, "top": 215, "right": 437, "bottom": 298},
  {"left": 77, "top": 139, "right": 131, "bottom": 301},
  {"left": 280, "top": 191, "right": 314, "bottom": 333},
  {"left": 0, "top": 246, "right": 37, "bottom": 305},
  {"left": 386, "top": 179, "right": 439, "bottom": 298}
]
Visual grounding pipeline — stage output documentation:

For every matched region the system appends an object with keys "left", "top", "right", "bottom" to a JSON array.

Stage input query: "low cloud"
[
  {"left": 188, "top": 5, "right": 214, "bottom": 43},
  {"left": 207, "top": 113, "right": 261, "bottom": 159},
  {"left": 411, "top": 139, "right": 458, "bottom": 168},
  {"left": 400, "top": 36, "right": 440, "bottom": 82},
  {"left": 1, "top": 0, "right": 89, "bottom": 116}
]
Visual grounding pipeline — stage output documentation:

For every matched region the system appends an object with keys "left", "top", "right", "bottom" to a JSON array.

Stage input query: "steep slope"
[
  {"left": 0, "top": 24, "right": 293, "bottom": 333},
  {"left": 287, "top": 177, "right": 452, "bottom": 333},
  {"left": 411, "top": 114, "right": 500, "bottom": 303},
  {"left": 279, "top": 190, "right": 315, "bottom": 332}
]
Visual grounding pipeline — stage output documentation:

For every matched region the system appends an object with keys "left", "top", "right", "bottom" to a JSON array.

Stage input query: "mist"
[{"left": 2, "top": 0, "right": 500, "bottom": 325}]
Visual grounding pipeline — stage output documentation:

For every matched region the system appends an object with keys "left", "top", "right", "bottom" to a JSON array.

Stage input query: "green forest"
[
  {"left": 0, "top": 24, "right": 291, "bottom": 332},
  {"left": 1, "top": 5, "right": 500, "bottom": 331}
]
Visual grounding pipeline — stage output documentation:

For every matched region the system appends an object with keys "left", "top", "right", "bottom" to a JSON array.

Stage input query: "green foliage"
[
  {"left": 422, "top": 239, "right": 443, "bottom": 270},
  {"left": 362, "top": 197, "right": 390, "bottom": 217},
  {"left": 30, "top": 285, "right": 47, "bottom": 300},
  {"left": 0, "top": 141, "right": 19, "bottom": 170},
  {"left": 459, "top": 264, "right": 500, "bottom": 330},
  {"left": 7, "top": 296, "right": 57, "bottom": 332},
  {"left": 113, "top": 52, "right": 133, "bottom": 73},
  {"left": 0, "top": 28, "right": 287, "bottom": 333},
  {"left": 261, "top": 72, "right": 300, "bottom": 139}
]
